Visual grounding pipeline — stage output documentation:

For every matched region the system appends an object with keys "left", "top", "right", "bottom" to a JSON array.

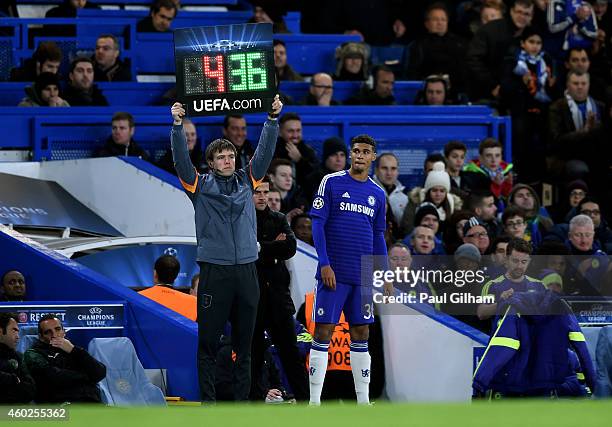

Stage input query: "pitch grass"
[{"left": 8, "top": 401, "right": 612, "bottom": 427}]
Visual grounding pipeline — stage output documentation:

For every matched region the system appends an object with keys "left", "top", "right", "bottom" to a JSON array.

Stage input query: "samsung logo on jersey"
[{"left": 339, "top": 202, "right": 374, "bottom": 217}]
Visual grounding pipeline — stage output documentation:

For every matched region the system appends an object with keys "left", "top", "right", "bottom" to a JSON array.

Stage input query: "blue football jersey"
[{"left": 310, "top": 170, "right": 387, "bottom": 286}]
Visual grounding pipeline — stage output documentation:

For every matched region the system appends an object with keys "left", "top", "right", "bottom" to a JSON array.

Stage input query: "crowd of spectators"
[{"left": 2, "top": 0, "right": 612, "bottom": 402}]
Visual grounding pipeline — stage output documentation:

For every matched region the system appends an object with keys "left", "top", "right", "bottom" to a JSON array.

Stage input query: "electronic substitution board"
[{"left": 174, "top": 23, "right": 276, "bottom": 116}]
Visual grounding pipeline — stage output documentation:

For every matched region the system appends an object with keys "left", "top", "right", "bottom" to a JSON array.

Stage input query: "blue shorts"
[{"left": 313, "top": 281, "right": 374, "bottom": 325}]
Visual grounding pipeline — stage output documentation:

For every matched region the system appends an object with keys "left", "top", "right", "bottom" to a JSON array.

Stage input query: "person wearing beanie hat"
[
  {"left": 568, "top": 179, "right": 588, "bottom": 208},
  {"left": 553, "top": 179, "right": 589, "bottom": 224},
  {"left": 424, "top": 161, "right": 451, "bottom": 193},
  {"left": 18, "top": 72, "right": 69, "bottom": 107},
  {"left": 414, "top": 202, "right": 440, "bottom": 234},
  {"left": 454, "top": 243, "right": 482, "bottom": 270},
  {"left": 462, "top": 216, "right": 490, "bottom": 255},
  {"left": 403, "top": 202, "right": 447, "bottom": 255},
  {"left": 540, "top": 269, "right": 563, "bottom": 294},
  {"left": 400, "top": 160, "right": 462, "bottom": 237},
  {"left": 301, "top": 137, "right": 347, "bottom": 206},
  {"left": 421, "top": 161, "right": 454, "bottom": 223}
]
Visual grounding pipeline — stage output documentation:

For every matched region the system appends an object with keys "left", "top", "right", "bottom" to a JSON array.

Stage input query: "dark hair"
[
  {"left": 425, "top": 153, "right": 445, "bottom": 168},
  {"left": 512, "top": 0, "right": 534, "bottom": 10},
  {"left": 38, "top": 314, "right": 62, "bottom": 336},
  {"left": 492, "top": 235, "right": 511, "bottom": 250},
  {"left": 506, "top": 237, "right": 532, "bottom": 256},
  {"left": 254, "top": 174, "right": 271, "bottom": 188},
  {"left": 34, "top": 72, "right": 61, "bottom": 100},
  {"left": 97, "top": 34, "right": 120, "bottom": 52},
  {"left": 372, "top": 64, "right": 394, "bottom": 86},
  {"left": 350, "top": 134, "right": 377, "bottom": 151},
  {"left": 578, "top": 197, "right": 600, "bottom": 212},
  {"left": 279, "top": 112, "right": 301, "bottom": 126},
  {"left": 0, "top": 313, "right": 18, "bottom": 335},
  {"left": 567, "top": 69, "right": 589, "bottom": 81},
  {"left": 502, "top": 206, "right": 527, "bottom": 224},
  {"left": 566, "top": 47, "right": 589, "bottom": 61},
  {"left": 467, "top": 191, "right": 494, "bottom": 211},
  {"left": 291, "top": 213, "right": 311, "bottom": 230},
  {"left": 33, "top": 41, "right": 62, "bottom": 65},
  {"left": 425, "top": 2, "right": 449, "bottom": 20},
  {"left": 444, "top": 141, "right": 467, "bottom": 158},
  {"left": 154, "top": 255, "right": 180, "bottom": 285},
  {"left": 375, "top": 152, "right": 398, "bottom": 169},
  {"left": 520, "top": 26, "right": 541, "bottom": 42},
  {"left": 268, "top": 158, "right": 292, "bottom": 175},
  {"left": 267, "top": 187, "right": 282, "bottom": 197},
  {"left": 69, "top": 56, "right": 94, "bottom": 73},
  {"left": 223, "top": 114, "right": 245, "bottom": 129},
  {"left": 273, "top": 39, "right": 286, "bottom": 48},
  {"left": 205, "top": 138, "right": 237, "bottom": 164},
  {"left": 151, "top": 0, "right": 177, "bottom": 15},
  {"left": 112, "top": 111, "right": 135, "bottom": 128},
  {"left": 478, "top": 137, "right": 502, "bottom": 155},
  {"left": 424, "top": 75, "right": 448, "bottom": 93}
]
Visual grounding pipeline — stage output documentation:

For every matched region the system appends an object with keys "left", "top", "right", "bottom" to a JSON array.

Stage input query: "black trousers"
[
  {"left": 250, "top": 278, "right": 309, "bottom": 400},
  {"left": 197, "top": 262, "right": 259, "bottom": 402}
]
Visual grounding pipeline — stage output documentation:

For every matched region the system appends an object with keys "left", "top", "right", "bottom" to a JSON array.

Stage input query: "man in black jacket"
[
  {"left": 63, "top": 57, "right": 109, "bottom": 107},
  {"left": 137, "top": 0, "right": 177, "bottom": 33},
  {"left": 250, "top": 177, "right": 308, "bottom": 401},
  {"left": 403, "top": 3, "right": 467, "bottom": 93},
  {"left": 24, "top": 314, "right": 106, "bottom": 403},
  {"left": 93, "top": 34, "right": 132, "bottom": 82},
  {"left": 94, "top": 112, "right": 150, "bottom": 161},
  {"left": 0, "top": 313, "right": 36, "bottom": 404},
  {"left": 466, "top": 0, "right": 534, "bottom": 102}
]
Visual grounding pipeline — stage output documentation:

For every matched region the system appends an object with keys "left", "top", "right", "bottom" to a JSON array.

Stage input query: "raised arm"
[
  {"left": 170, "top": 102, "right": 199, "bottom": 194},
  {"left": 249, "top": 95, "right": 283, "bottom": 184}
]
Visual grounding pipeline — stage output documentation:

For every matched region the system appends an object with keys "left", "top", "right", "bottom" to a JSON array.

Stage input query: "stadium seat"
[
  {"left": 0, "top": 37, "right": 13, "bottom": 81},
  {"left": 595, "top": 326, "right": 612, "bottom": 397},
  {"left": 582, "top": 326, "right": 601, "bottom": 361},
  {"left": 88, "top": 337, "right": 166, "bottom": 406}
]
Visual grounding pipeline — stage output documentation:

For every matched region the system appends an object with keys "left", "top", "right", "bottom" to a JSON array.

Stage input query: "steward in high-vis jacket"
[
  {"left": 170, "top": 97, "right": 283, "bottom": 402},
  {"left": 472, "top": 289, "right": 595, "bottom": 398}
]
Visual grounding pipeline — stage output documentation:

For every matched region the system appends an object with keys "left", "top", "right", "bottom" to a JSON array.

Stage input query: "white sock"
[
  {"left": 308, "top": 340, "right": 329, "bottom": 405},
  {"left": 350, "top": 340, "right": 371, "bottom": 405}
]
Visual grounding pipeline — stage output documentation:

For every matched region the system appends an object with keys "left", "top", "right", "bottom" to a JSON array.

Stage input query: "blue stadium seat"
[
  {"left": 88, "top": 337, "right": 166, "bottom": 406},
  {"left": 595, "top": 326, "right": 612, "bottom": 397},
  {"left": 0, "top": 38, "right": 13, "bottom": 81}
]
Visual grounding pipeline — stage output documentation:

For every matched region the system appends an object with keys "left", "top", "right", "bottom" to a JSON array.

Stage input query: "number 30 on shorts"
[{"left": 363, "top": 303, "right": 373, "bottom": 319}]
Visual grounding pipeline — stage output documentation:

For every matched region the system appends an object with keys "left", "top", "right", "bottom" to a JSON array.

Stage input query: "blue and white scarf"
[
  {"left": 514, "top": 49, "right": 551, "bottom": 103},
  {"left": 565, "top": 90, "right": 598, "bottom": 130}
]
